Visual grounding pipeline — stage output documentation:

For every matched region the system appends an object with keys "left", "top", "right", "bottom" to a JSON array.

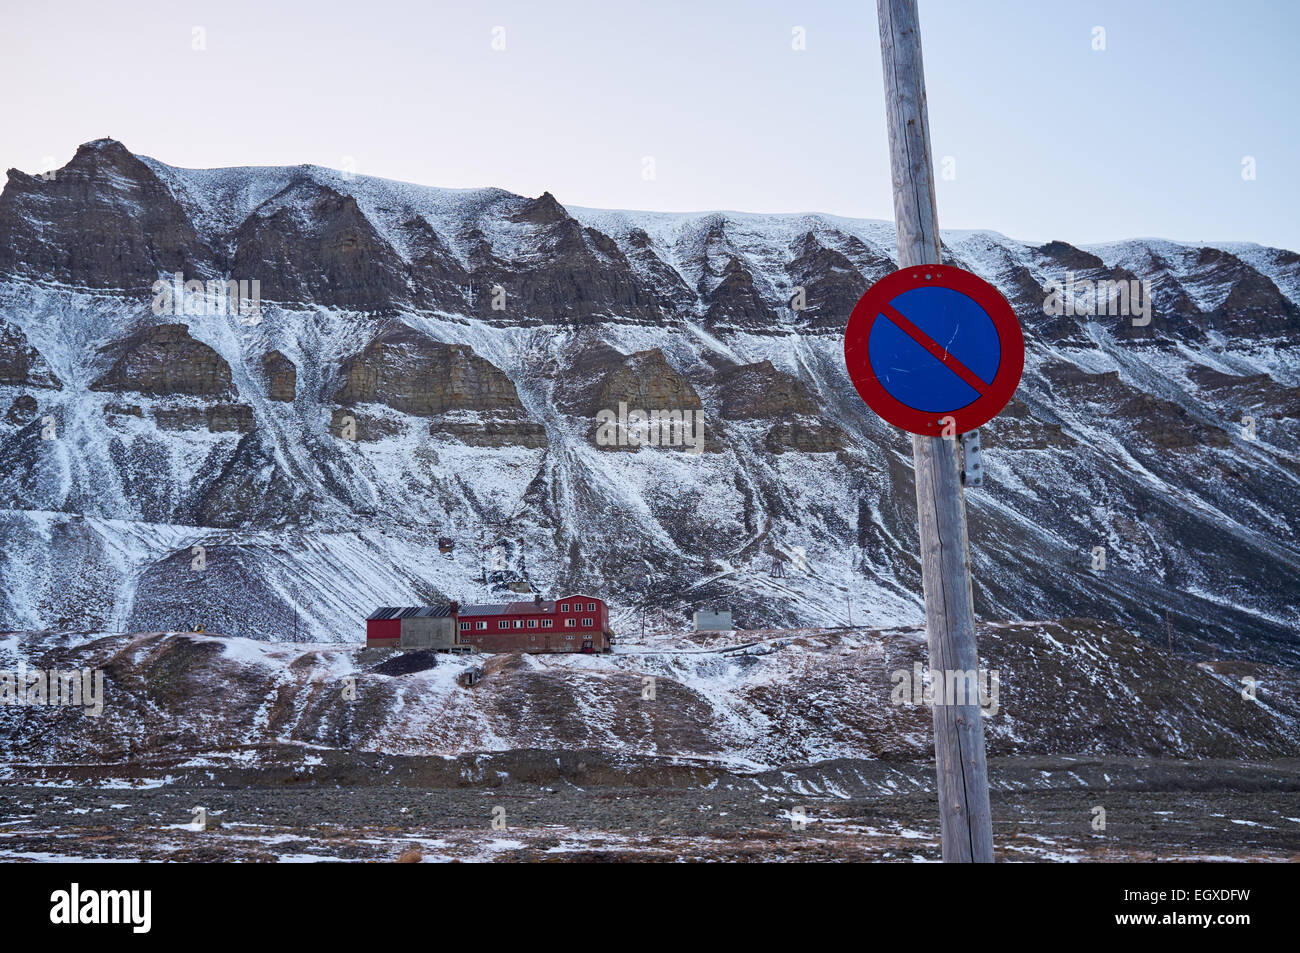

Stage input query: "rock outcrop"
[
  {"left": 1188, "top": 365, "right": 1300, "bottom": 419},
  {"left": 703, "top": 256, "right": 779, "bottom": 332},
  {"left": 1037, "top": 240, "right": 1105, "bottom": 272},
  {"left": 763, "top": 415, "right": 847, "bottom": 454},
  {"left": 0, "top": 320, "right": 61, "bottom": 388},
  {"left": 783, "top": 232, "right": 872, "bottom": 333},
  {"left": 0, "top": 139, "right": 212, "bottom": 288},
  {"left": 231, "top": 180, "right": 409, "bottom": 310},
  {"left": 1042, "top": 362, "right": 1228, "bottom": 449},
  {"left": 262, "top": 350, "right": 296, "bottom": 402},
  {"left": 402, "top": 217, "right": 471, "bottom": 313},
  {"left": 467, "top": 193, "right": 663, "bottom": 325},
  {"left": 333, "top": 327, "right": 544, "bottom": 447},
  {"left": 154, "top": 403, "right": 255, "bottom": 433},
  {"left": 982, "top": 397, "right": 1072, "bottom": 450},
  {"left": 591, "top": 348, "right": 703, "bottom": 420},
  {"left": 336, "top": 328, "right": 522, "bottom": 415},
  {"left": 716, "top": 360, "right": 820, "bottom": 420},
  {"left": 91, "top": 323, "right": 234, "bottom": 397},
  {"left": 555, "top": 344, "right": 709, "bottom": 452},
  {"left": 712, "top": 360, "right": 847, "bottom": 452},
  {"left": 1199, "top": 251, "right": 1300, "bottom": 336},
  {"left": 5, "top": 393, "right": 37, "bottom": 423}
]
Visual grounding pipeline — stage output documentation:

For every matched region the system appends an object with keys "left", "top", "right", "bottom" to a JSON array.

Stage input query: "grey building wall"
[
  {"left": 399, "top": 616, "right": 458, "bottom": 650},
  {"left": 693, "top": 610, "right": 733, "bottom": 632}
]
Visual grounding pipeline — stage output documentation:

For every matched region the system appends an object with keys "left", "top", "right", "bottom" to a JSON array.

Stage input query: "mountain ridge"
[{"left": 0, "top": 139, "right": 1296, "bottom": 666}]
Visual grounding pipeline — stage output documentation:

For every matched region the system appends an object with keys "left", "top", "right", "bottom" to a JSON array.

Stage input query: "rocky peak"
[
  {"left": 1037, "top": 240, "right": 1105, "bottom": 271},
  {"left": 0, "top": 320, "right": 62, "bottom": 389},
  {"left": 703, "top": 256, "right": 779, "bottom": 332},
  {"left": 1211, "top": 270, "right": 1299, "bottom": 335},
  {"left": 510, "top": 191, "right": 570, "bottom": 226},
  {"left": 616, "top": 231, "right": 696, "bottom": 318},
  {"left": 784, "top": 231, "right": 871, "bottom": 332},
  {"left": 230, "top": 180, "right": 409, "bottom": 310},
  {"left": 468, "top": 216, "right": 662, "bottom": 325},
  {"left": 0, "top": 138, "right": 211, "bottom": 289}
]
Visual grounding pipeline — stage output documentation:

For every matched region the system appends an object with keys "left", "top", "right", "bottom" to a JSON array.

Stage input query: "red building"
[{"left": 366, "top": 594, "right": 613, "bottom": 654}]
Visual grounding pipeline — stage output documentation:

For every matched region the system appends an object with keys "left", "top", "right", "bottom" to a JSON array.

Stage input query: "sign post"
[{"left": 866, "top": 0, "right": 1004, "bottom": 862}]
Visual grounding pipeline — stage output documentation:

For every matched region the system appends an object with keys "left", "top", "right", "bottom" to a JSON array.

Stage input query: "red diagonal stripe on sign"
[{"left": 879, "top": 303, "right": 991, "bottom": 396}]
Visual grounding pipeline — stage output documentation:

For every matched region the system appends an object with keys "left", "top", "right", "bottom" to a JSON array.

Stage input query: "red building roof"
[{"left": 374, "top": 595, "right": 607, "bottom": 620}]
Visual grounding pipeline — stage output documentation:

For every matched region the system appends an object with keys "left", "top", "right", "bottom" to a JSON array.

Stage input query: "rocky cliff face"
[
  {"left": 0, "top": 319, "right": 61, "bottom": 389},
  {"left": 91, "top": 323, "right": 234, "bottom": 397},
  {"left": 231, "top": 180, "right": 411, "bottom": 310},
  {"left": 333, "top": 327, "right": 545, "bottom": 447},
  {"left": 784, "top": 232, "right": 875, "bottom": 332},
  {"left": 0, "top": 139, "right": 212, "bottom": 289},
  {"left": 336, "top": 328, "right": 524, "bottom": 416},
  {"left": 0, "top": 140, "right": 1296, "bottom": 667},
  {"left": 262, "top": 350, "right": 296, "bottom": 402},
  {"left": 466, "top": 193, "right": 664, "bottom": 326},
  {"left": 714, "top": 359, "right": 845, "bottom": 453},
  {"left": 716, "top": 359, "right": 819, "bottom": 419}
]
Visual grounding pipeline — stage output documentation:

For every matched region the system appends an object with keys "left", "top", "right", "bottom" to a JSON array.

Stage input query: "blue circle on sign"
[{"left": 866, "top": 286, "right": 1002, "bottom": 414}]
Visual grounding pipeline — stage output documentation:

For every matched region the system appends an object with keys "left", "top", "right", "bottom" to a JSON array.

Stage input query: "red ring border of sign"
[{"left": 844, "top": 264, "right": 1024, "bottom": 436}]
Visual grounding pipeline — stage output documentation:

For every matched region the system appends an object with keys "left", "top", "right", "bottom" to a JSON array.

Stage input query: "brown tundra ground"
[
  {"left": 1, "top": 623, "right": 1298, "bottom": 862},
  {"left": 1, "top": 753, "right": 1299, "bottom": 862}
]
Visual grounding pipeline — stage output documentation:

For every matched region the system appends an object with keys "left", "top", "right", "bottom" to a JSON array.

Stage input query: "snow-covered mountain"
[{"left": 1, "top": 139, "right": 1297, "bottom": 664}]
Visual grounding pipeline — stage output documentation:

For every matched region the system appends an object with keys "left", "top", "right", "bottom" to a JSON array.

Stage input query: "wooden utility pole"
[{"left": 876, "top": 0, "right": 994, "bottom": 863}]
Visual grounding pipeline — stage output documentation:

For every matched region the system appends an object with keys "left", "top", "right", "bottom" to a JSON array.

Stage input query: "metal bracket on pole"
[{"left": 960, "top": 430, "right": 984, "bottom": 487}]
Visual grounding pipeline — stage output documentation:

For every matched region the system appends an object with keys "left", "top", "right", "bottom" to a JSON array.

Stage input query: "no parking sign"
[{"left": 844, "top": 264, "right": 1024, "bottom": 435}]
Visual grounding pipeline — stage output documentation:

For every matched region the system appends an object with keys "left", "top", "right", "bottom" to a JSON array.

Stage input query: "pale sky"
[{"left": 2, "top": 0, "right": 1296, "bottom": 249}]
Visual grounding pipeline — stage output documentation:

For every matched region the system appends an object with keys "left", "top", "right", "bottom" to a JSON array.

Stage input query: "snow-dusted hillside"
[
  {"left": 3, "top": 622, "right": 1297, "bottom": 771},
  {"left": 0, "top": 139, "right": 1297, "bottom": 664}
]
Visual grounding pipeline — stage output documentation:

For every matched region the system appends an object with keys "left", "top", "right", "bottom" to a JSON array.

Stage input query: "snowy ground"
[{"left": 1, "top": 756, "right": 1297, "bottom": 862}]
